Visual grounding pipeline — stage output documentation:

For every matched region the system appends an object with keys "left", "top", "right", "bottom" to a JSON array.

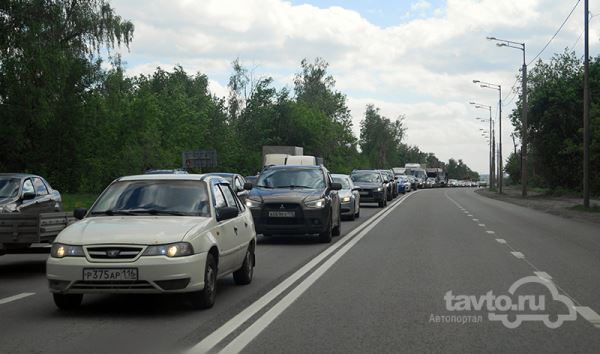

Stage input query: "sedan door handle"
[{"left": 234, "top": 227, "right": 238, "bottom": 235}]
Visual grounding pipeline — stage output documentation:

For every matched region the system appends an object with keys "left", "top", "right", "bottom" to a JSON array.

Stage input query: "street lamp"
[
  {"left": 471, "top": 103, "right": 495, "bottom": 189},
  {"left": 473, "top": 79, "right": 503, "bottom": 194},
  {"left": 488, "top": 36, "right": 527, "bottom": 197}
]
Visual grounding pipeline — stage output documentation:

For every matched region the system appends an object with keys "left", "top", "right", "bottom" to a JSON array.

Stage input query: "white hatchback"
[{"left": 47, "top": 174, "right": 256, "bottom": 310}]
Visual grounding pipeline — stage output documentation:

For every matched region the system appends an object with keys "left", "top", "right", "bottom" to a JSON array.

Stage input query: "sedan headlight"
[
  {"left": 51, "top": 243, "right": 85, "bottom": 258},
  {"left": 304, "top": 197, "right": 325, "bottom": 208},
  {"left": 341, "top": 196, "right": 351, "bottom": 203},
  {"left": 143, "top": 242, "right": 194, "bottom": 257},
  {"left": 245, "top": 197, "right": 262, "bottom": 208},
  {"left": 376, "top": 187, "right": 383, "bottom": 192}
]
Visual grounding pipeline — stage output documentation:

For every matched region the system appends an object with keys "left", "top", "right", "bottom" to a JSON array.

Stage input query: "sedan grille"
[{"left": 86, "top": 246, "right": 143, "bottom": 259}]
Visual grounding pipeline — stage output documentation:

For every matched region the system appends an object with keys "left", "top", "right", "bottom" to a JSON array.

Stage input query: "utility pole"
[
  {"left": 521, "top": 48, "right": 528, "bottom": 197},
  {"left": 583, "top": 0, "right": 590, "bottom": 208},
  {"left": 498, "top": 87, "right": 503, "bottom": 193}
]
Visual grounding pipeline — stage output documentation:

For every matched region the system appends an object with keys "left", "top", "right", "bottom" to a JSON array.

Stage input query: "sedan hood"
[
  {"left": 0, "top": 197, "right": 17, "bottom": 206},
  {"left": 56, "top": 216, "right": 212, "bottom": 245},
  {"left": 250, "top": 188, "right": 322, "bottom": 203},
  {"left": 353, "top": 181, "right": 381, "bottom": 189}
]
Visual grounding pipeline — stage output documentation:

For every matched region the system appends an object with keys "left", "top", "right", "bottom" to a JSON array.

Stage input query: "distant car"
[
  {"left": 47, "top": 174, "right": 256, "bottom": 310},
  {"left": 396, "top": 175, "right": 411, "bottom": 193},
  {"left": 351, "top": 170, "right": 387, "bottom": 207},
  {"left": 426, "top": 177, "right": 436, "bottom": 188},
  {"left": 205, "top": 173, "right": 251, "bottom": 203},
  {"left": 332, "top": 174, "right": 360, "bottom": 220},
  {"left": 448, "top": 179, "right": 458, "bottom": 187},
  {"left": 406, "top": 175, "right": 418, "bottom": 190},
  {"left": 246, "top": 165, "right": 342, "bottom": 243},
  {"left": 144, "top": 169, "right": 188, "bottom": 174},
  {"left": 0, "top": 173, "right": 62, "bottom": 214},
  {"left": 379, "top": 170, "right": 397, "bottom": 199}
]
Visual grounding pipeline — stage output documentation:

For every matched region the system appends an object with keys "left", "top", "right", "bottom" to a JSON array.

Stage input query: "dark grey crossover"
[{"left": 246, "top": 165, "right": 342, "bottom": 243}]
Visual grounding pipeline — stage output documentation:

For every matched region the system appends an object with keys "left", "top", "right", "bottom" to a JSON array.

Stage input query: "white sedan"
[{"left": 47, "top": 174, "right": 256, "bottom": 310}]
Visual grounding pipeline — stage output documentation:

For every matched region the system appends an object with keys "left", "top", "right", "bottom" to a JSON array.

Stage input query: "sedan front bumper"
[{"left": 47, "top": 252, "right": 207, "bottom": 294}]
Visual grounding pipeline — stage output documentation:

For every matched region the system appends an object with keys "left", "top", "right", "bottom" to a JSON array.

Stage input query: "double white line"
[{"left": 188, "top": 191, "right": 418, "bottom": 354}]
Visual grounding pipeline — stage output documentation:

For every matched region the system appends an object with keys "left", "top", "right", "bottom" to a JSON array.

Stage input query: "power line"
[
  {"left": 528, "top": 0, "right": 581, "bottom": 65},
  {"left": 570, "top": 12, "right": 597, "bottom": 50}
]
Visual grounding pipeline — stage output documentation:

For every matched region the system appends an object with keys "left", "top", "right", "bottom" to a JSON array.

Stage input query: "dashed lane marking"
[
  {"left": 511, "top": 251, "right": 525, "bottom": 259},
  {"left": 0, "top": 293, "right": 35, "bottom": 305}
]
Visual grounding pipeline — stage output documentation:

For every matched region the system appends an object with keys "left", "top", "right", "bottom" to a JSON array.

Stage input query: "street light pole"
[
  {"left": 487, "top": 36, "right": 527, "bottom": 197},
  {"left": 473, "top": 80, "right": 503, "bottom": 193},
  {"left": 473, "top": 102, "right": 495, "bottom": 189}
]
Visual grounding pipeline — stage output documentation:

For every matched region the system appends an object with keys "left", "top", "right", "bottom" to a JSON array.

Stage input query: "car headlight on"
[
  {"left": 304, "top": 197, "right": 326, "bottom": 208},
  {"left": 143, "top": 242, "right": 194, "bottom": 257},
  {"left": 245, "top": 197, "right": 262, "bottom": 208},
  {"left": 341, "top": 196, "right": 351, "bottom": 203},
  {"left": 376, "top": 187, "right": 383, "bottom": 192},
  {"left": 51, "top": 243, "right": 85, "bottom": 258}
]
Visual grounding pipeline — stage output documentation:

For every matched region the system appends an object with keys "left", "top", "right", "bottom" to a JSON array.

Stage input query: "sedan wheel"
[
  {"left": 53, "top": 293, "right": 83, "bottom": 310},
  {"left": 190, "top": 254, "right": 217, "bottom": 309},
  {"left": 233, "top": 246, "right": 254, "bottom": 285}
]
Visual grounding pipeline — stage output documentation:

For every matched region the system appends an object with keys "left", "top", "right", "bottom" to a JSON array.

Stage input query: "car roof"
[
  {"left": 118, "top": 174, "right": 226, "bottom": 183},
  {"left": 0, "top": 173, "right": 41, "bottom": 179},
  {"left": 265, "top": 165, "right": 321, "bottom": 170},
  {"left": 331, "top": 173, "right": 349, "bottom": 178}
]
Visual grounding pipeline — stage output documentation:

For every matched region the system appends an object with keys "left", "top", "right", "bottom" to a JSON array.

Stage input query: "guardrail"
[{"left": 0, "top": 212, "right": 76, "bottom": 245}]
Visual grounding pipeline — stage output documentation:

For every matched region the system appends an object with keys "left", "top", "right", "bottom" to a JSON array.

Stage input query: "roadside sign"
[{"left": 182, "top": 149, "right": 218, "bottom": 169}]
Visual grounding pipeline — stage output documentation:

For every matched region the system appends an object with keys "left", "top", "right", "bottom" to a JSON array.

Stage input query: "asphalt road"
[{"left": 2, "top": 189, "right": 600, "bottom": 353}]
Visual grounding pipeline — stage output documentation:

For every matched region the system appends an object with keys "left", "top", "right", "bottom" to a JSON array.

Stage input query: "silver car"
[{"left": 332, "top": 174, "right": 360, "bottom": 221}]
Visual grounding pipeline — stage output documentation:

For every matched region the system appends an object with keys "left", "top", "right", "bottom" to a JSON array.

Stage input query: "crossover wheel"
[
  {"left": 318, "top": 219, "right": 333, "bottom": 243},
  {"left": 332, "top": 210, "right": 341, "bottom": 236}
]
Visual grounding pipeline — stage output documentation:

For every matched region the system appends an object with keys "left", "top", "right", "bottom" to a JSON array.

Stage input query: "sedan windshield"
[
  {"left": 90, "top": 180, "right": 210, "bottom": 217},
  {"left": 351, "top": 172, "right": 381, "bottom": 183},
  {"left": 257, "top": 168, "right": 325, "bottom": 189},
  {"left": 0, "top": 177, "right": 20, "bottom": 199}
]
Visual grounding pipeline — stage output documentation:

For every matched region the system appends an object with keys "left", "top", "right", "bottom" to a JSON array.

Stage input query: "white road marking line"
[
  {"left": 495, "top": 238, "right": 506, "bottom": 244},
  {"left": 478, "top": 223, "right": 485, "bottom": 227},
  {"left": 511, "top": 251, "right": 525, "bottom": 259},
  {"left": 575, "top": 306, "right": 600, "bottom": 328},
  {"left": 187, "top": 192, "right": 417, "bottom": 354},
  {"left": 0, "top": 293, "right": 35, "bottom": 305},
  {"left": 534, "top": 271, "right": 553, "bottom": 282},
  {"left": 486, "top": 230, "right": 495, "bottom": 234},
  {"left": 472, "top": 218, "right": 479, "bottom": 222},
  {"left": 467, "top": 214, "right": 473, "bottom": 217}
]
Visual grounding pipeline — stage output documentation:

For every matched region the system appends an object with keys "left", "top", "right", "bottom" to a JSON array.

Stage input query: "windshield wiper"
[
  {"left": 90, "top": 209, "right": 136, "bottom": 216},
  {"left": 125, "top": 209, "right": 190, "bottom": 216},
  {"left": 275, "top": 185, "right": 313, "bottom": 189}
]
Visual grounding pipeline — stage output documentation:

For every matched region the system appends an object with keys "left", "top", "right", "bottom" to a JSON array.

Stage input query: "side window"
[
  {"left": 219, "top": 184, "right": 241, "bottom": 211},
  {"left": 211, "top": 183, "right": 226, "bottom": 208},
  {"left": 22, "top": 179, "right": 34, "bottom": 195},
  {"left": 33, "top": 178, "right": 49, "bottom": 196}
]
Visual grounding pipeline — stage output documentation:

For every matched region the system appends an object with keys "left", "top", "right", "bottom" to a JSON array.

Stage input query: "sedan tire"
[
  {"left": 190, "top": 254, "right": 217, "bottom": 309},
  {"left": 318, "top": 220, "right": 333, "bottom": 243},
  {"left": 233, "top": 246, "right": 254, "bottom": 285},
  {"left": 53, "top": 293, "right": 83, "bottom": 310}
]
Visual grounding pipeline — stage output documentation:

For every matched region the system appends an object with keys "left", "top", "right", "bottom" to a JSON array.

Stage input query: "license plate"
[
  {"left": 83, "top": 268, "right": 138, "bottom": 281},
  {"left": 268, "top": 211, "right": 295, "bottom": 218},
  {"left": 359, "top": 191, "right": 368, "bottom": 196}
]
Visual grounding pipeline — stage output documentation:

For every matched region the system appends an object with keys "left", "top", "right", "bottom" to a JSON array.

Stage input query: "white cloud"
[{"left": 108, "top": 0, "right": 600, "bottom": 172}]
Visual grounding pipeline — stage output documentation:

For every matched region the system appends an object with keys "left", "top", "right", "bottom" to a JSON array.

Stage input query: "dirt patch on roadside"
[{"left": 476, "top": 186, "right": 600, "bottom": 225}]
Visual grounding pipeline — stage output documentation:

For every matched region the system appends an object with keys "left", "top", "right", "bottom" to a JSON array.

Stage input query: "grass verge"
[{"left": 61, "top": 193, "right": 98, "bottom": 212}]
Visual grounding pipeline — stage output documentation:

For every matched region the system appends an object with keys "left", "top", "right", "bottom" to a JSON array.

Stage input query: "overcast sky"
[{"left": 110, "top": 0, "right": 599, "bottom": 173}]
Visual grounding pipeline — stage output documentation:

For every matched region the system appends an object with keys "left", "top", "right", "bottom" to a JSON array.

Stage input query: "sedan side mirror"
[
  {"left": 73, "top": 208, "right": 87, "bottom": 220},
  {"left": 330, "top": 182, "right": 342, "bottom": 191},
  {"left": 243, "top": 182, "right": 253, "bottom": 191},
  {"left": 216, "top": 206, "right": 239, "bottom": 222},
  {"left": 22, "top": 191, "right": 36, "bottom": 200}
]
